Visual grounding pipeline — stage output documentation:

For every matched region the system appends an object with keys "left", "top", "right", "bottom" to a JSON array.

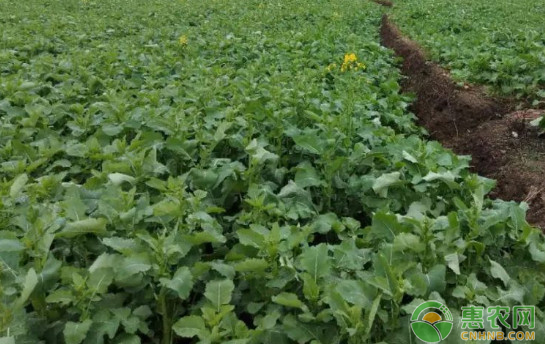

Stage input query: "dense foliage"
[
  {"left": 391, "top": 0, "right": 545, "bottom": 104},
  {"left": 1, "top": 0, "right": 545, "bottom": 343}
]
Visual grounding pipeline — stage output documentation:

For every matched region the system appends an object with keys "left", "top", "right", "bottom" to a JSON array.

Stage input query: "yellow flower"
[
  {"left": 357, "top": 62, "right": 366, "bottom": 70},
  {"left": 178, "top": 35, "right": 188, "bottom": 46},
  {"left": 329, "top": 53, "right": 366, "bottom": 73},
  {"left": 343, "top": 53, "right": 357, "bottom": 64}
]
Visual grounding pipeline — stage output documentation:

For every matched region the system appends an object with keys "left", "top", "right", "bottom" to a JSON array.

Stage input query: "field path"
[{"left": 380, "top": 15, "right": 545, "bottom": 228}]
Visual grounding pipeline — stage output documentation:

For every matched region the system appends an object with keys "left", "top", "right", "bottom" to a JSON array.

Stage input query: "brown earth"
[
  {"left": 372, "top": 0, "right": 393, "bottom": 7},
  {"left": 380, "top": 15, "right": 545, "bottom": 228}
]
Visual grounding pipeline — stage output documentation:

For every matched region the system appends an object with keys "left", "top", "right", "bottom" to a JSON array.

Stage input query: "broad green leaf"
[
  {"left": 204, "top": 279, "right": 235, "bottom": 309},
  {"left": 108, "top": 173, "right": 135, "bottom": 186},
  {"left": 0, "top": 239, "right": 24, "bottom": 252},
  {"left": 422, "top": 171, "right": 458, "bottom": 188},
  {"left": 302, "top": 273, "right": 320, "bottom": 302},
  {"left": 335, "top": 280, "right": 374, "bottom": 307},
  {"left": 293, "top": 133, "right": 324, "bottom": 155},
  {"left": 529, "top": 242, "right": 545, "bottom": 263},
  {"left": 369, "top": 212, "right": 401, "bottom": 241},
  {"left": 172, "top": 316, "right": 207, "bottom": 339},
  {"left": 272, "top": 292, "right": 305, "bottom": 309},
  {"left": 393, "top": 233, "right": 425, "bottom": 253},
  {"left": 405, "top": 268, "right": 428, "bottom": 297},
  {"left": 426, "top": 264, "right": 446, "bottom": 293},
  {"left": 235, "top": 258, "right": 268, "bottom": 273},
  {"left": 56, "top": 218, "right": 108, "bottom": 238},
  {"left": 445, "top": 253, "right": 460, "bottom": 275},
  {"left": 114, "top": 334, "right": 140, "bottom": 344},
  {"left": 372, "top": 172, "right": 400, "bottom": 197},
  {"left": 116, "top": 254, "right": 151, "bottom": 280},
  {"left": 46, "top": 289, "right": 74, "bottom": 305},
  {"left": 209, "top": 261, "right": 236, "bottom": 279},
  {"left": 64, "top": 320, "right": 93, "bottom": 344},
  {"left": 102, "top": 237, "right": 140, "bottom": 254},
  {"left": 237, "top": 228, "right": 265, "bottom": 248},
  {"left": 87, "top": 268, "right": 114, "bottom": 294},
  {"left": 298, "top": 244, "right": 330, "bottom": 282},
  {"left": 10, "top": 173, "right": 28, "bottom": 198},
  {"left": 364, "top": 292, "right": 382, "bottom": 336},
  {"left": 489, "top": 259, "right": 510, "bottom": 287},
  {"left": 159, "top": 266, "right": 194, "bottom": 300},
  {"left": 184, "top": 230, "right": 226, "bottom": 245},
  {"left": 294, "top": 162, "right": 323, "bottom": 188},
  {"left": 16, "top": 268, "right": 38, "bottom": 308}
]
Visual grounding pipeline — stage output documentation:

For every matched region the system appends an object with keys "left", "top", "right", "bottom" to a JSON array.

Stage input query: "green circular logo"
[{"left": 410, "top": 301, "right": 453, "bottom": 343}]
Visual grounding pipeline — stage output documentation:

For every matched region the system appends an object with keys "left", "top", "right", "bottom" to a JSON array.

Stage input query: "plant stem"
[{"left": 160, "top": 288, "right": 172, "bottom": 344}]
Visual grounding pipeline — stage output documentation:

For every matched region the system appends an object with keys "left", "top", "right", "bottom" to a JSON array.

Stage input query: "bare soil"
[
  {"left": 372, "top": 0, "right": 393, "bottom": 7},
  {"left": 380, "top": 15, "right": 545, "bottom": 228}
]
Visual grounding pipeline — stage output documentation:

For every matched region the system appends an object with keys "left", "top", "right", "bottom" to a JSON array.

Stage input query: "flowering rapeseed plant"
[
  {"left": 178, "top": 34, "right": 188, "bottom": 45},
  {"left": 341, "top": 52, "right": 366, "bottom": 72},
  {"left": 327, "top": 53, "right": 366, "bottom": 73}
]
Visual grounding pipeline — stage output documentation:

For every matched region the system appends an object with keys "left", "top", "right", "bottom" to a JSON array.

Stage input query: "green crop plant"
[{"left": 1, "top": 0, "right": 545, "bottom": 343}]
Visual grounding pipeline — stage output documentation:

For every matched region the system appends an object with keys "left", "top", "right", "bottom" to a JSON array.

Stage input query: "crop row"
[{"left": 391, "top": 0, "right": 545, "bottom": 104}]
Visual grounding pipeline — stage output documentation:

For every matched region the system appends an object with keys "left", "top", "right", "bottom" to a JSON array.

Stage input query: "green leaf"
[
  {"left": 445, "top": 253, "right": 460, "bottom": 275},
  {"left": 65, "top": 143, "right": 89, "bottom": 157},
  {"left": 393, "top": 233, "right": 425, "bottom": 253},
  {"left": 204, "top": 279, "right": 235, "bottom": 309},
  {"left": 209, "top": 261, "right": 236, "bottom": 279},
  {"left": 116, "top": 254, "right": 152, "bottom": 280},
  {"left": 298, "top": 244, "right": 330, "bottom": 282},
  {"left": 364, "top": 292, "right": 382, "bottom": 336},
  {"left": 369, "top": 212, "right": 401, "bottom": 242},
  {"left": 16, "top": 268, "right": 38, "bottom": 308},
  {"left": 87, "top": 268, "right": 114, "bottom": 294},
  {"left": 489, "top": 259, "right": 510, "bottom": 287},
  {"left": 64, "top": 319, "right": 93, "bottom": 344},
  {"left": 245, "top": 139, "right": 279, "bottom": 164},
  {"left": 237, "top": 228, "right": 265, "bottom": 248},
  {"left": 45, "top": 289, "right": 74, "bottom": 305},
  {"left": 56, "top": 218, "right": 108, "bottom": 238},
  {"left": 509, "top": 204, "right": 527, "bottom": 232},
  {"left": 293, "top": 133, "right": 324, "bottom": 155},
  {"left": 294, "top": 162, "right": 323, "bottom": 188},
  {"left": 108, "top": 173, "right": 136, "bottom": 186},
  {"left": 422, "top": 171, "right": 458, "bottom": 188},
  {"left": 102, "top": 237, "right": 139, "bottom": 254},
  {"left": 10, "top": 173, "right": 28, "bottom": 198},
  {"left": 184, "top": 230, "right": 226, "bottom": 245},
  {"left": 335, "top": 280, "right": 374, "bottom": 308},
  {"left": 0, "top": 239, "right": 24, "bottom": 252},
  {"left": 235, "top": 258, "right": 269, "bottom": 273},
  {"left": 272, "top": 292, "right": 305, "bottom": 309},
  {"left": 160, "top": 266, "right": 194, "bottom": 300},
  {"left": 426, "top": 264, "right": 446, "bottom": 293},
  {"left": 405, "top": 268, "right": 428, "bottom": 297},
  {"left": 372, "top": 172, "right": 400, "bottom": 197},
  {"left": 302, "top": 273, "right": 320, "bottom": 302},
  {"left": 529, "top": 242, "right": 545, "bottom": 263},
  {"left": 172, "top": 316, "right": 207, "bottom": 339}
]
